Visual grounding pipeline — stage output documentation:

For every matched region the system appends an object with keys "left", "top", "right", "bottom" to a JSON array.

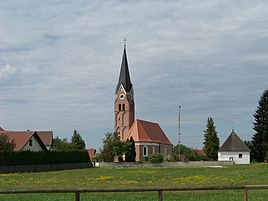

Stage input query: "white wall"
[
  {"left": 22, "top": 136, "right": 45, "bottom": 151},
  {"left": 218, "top": 151, "right": 250, "bottom": 164}
]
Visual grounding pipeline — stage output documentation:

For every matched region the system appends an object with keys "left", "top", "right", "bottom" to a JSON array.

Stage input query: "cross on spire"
[{"left": 123, "top": 38, "right": 127, "bottom": 47}]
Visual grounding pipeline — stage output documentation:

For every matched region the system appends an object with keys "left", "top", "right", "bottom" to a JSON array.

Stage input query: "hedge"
[
  {"left": 0, "top": 150, "right": 91, "bottom": 166},
  {"left": 148, "top": 153, "right": 164, "bottom": 163}
]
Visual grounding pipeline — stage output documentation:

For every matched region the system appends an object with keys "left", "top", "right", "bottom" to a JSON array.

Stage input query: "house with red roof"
[
  {"left": 87, "top": 148, "right": 96, "bottom": 160},
  {"left": 0, "top": 127, "right": 52, "bottom": 151},
  {"left": 114, "top": 43, "right": 173, "bottom": 161},
  {"left": 195, "top": 149, "right": 205, "bottom": 156},
  {"left": 35, "top": 131, "right": 53, "bottom": 150}
]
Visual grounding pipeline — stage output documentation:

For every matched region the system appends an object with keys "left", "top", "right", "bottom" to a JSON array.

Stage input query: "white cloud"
[
  {"left": 0, "top": 64, "right": 39, "bottom": 80},
  {"left": 1, "top": 0, "right": 268, "bottom": 149},
  {"left": 0, "top": 64, "right": 17, "bottom": 79}
]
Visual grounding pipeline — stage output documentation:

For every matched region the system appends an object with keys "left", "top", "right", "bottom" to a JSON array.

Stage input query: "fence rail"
[{"left": 1, "top": 185, "right": 268, "bottom": 201}]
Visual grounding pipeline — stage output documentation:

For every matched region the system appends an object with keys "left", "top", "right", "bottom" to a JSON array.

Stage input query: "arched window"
[
  {"left": 119, "top": 104, "right": 121, "bottom": 111},
  {"left": 122, "top": 104, "right": 125, "bottom": 111},
  {"left": 143, "top": 146, "right": 148, "bottom": 157}
]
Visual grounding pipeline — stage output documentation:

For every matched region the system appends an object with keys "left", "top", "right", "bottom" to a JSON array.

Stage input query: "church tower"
[{"left": 114, "top": 41, "right": 135, "bottom": 141}]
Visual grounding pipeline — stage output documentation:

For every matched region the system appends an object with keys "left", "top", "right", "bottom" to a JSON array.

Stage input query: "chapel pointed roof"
[
  {"left": 115, "top": 44, "right": 132, "bottom": 94},
  {"left": 219, "top": 130, "right": 250, "bottom": 152}
]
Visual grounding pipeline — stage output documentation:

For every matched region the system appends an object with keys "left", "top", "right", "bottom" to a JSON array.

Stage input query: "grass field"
[{"left": 0, "top": 163, "right": 267, "bottom": 200}]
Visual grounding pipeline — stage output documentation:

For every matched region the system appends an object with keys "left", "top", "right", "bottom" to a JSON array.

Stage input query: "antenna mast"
[{"left": 178, "top": 105, "right": 181, "bottom": 161}]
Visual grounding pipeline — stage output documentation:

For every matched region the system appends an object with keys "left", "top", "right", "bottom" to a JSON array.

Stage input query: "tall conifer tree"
[
  {"left": 125, "top": 136, "right": 136, "bottom": 162},
  {"left": 251, "top": 89, "right": 268, "bottom": 162},
  {"left": 203, "top": 117, "right": 220, "bottom": 160},
  {"left": 71, "top": 130, "right": 86, "bottom": 150}
]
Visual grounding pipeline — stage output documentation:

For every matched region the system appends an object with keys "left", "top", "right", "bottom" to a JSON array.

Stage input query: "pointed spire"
[{"left": 115, "top": 40, "right": 132, "bottom": 94}]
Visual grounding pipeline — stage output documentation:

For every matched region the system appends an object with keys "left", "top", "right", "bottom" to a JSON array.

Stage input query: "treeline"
[
  {"left": 95, "top": 132, "right": 136, "bottom": 162},
  {"left": 51, "top": 129, "right": 86, "bottom": 151},
  {"left": 0, "top": 150, "right": 90, "bottom": 166}
]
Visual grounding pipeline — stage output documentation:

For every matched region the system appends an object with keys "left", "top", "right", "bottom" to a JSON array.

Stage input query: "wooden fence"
[{"left": 0, "top": 185, "right": 268, "bottom": 201}]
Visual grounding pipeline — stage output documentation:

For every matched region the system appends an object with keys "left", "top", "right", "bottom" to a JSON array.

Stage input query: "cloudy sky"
[{"left": 1, "top": 0, "right": 268, "bottom": 150}]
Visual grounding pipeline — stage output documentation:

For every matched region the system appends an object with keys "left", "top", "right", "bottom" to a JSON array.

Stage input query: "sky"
[{"left": 1, "top": 0, "right": 268, "bottom": 150}]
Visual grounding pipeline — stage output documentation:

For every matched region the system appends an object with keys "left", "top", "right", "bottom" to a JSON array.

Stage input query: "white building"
[{"left": 218, "top": 130, "right": 250, "bottom": 164}]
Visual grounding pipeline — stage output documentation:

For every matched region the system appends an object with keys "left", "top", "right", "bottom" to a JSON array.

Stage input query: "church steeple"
[
  {"left": 114, "top": 40, "right": 135, "bottom": 141},
  {"left": 115, "top": 42, "right": 132, "bottom": 94}
]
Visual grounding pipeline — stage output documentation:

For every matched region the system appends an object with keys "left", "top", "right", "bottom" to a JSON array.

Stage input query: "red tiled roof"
[
  {"left": 195, "top": 150, "right": 205, "bottom": 155},
  {"left": 125, "top": 119, "right": 172, "bottom": 145},
  {"left": 36, "top": 131, "right": 53, "bottom": 147},
  {"left": 87, "top": 148, "right": 96, "bottom": 159},
  {"left": 0, "top": 131, "right": 32, "bottom": 151},
  {"left": 0, "top": 127, "right": 5, "bottom": 131},
  {"left": 0, "top": 130, "right": 49, "bottom": 151}
]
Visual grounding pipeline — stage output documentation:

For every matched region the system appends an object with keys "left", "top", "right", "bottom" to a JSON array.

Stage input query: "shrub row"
[
  {"left": 148, "top": 153, "right": 164, "bottom": 163},
  {"left": 0, "top": 150, "right": 91, "bottom": 166}
]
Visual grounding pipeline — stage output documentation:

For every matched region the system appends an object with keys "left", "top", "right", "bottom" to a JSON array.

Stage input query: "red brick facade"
[{"left": 114, "top": 86, "right": 135, "bottom": 141}]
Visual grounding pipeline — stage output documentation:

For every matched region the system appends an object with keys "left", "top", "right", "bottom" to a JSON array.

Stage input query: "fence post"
[
  {"left": 244, "top": 188, "right": 248, "bottom": 201},
  {"left": 158, "top": 189, "right": 163, "bottom": 201},
  {"left": 75, "top": 191, "right": 80, "bottom": 201}
]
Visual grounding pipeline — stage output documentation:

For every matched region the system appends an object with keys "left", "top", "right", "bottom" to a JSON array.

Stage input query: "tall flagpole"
[{"left": 178, "top": 105, "right": 181, "bottom": 161}]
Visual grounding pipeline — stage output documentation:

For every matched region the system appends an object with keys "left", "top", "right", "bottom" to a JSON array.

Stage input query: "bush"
[
  {"left": 164, "top": 154, "right": 174, "bottom": 162},
  {"left": 148, "top": 154, "right": 164, "bottom": 163}
]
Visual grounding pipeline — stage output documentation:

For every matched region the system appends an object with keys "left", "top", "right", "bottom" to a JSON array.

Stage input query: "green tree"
[
  {"left": 71, "top": 130, "right": 86, "bottom": 150},
  {"left": 172, "top": 144, "right": 208, "bottom": 161},
  {"left": 172, "top": 144, "right": 194, "bottom": 161},
  {"left": 98, "top": 132, "right": 136, "bottom": 162},
  {"left": 251, "top": 89, "right": 268, "bottom": 162},
  {"left": 203, "top": 117, "right": 220, "bottom": 160},
  {"left": 51, "top": 136, "right": 77, "bottom": 151},
  {"left": 124, "top": 136, "right": 136, "bottom": 162},
  {"left": 0, "top": 134, "right": 16, "bottom": 152},
  {"left": 98, "top": 132, "right": 123, "bottom": 162}
]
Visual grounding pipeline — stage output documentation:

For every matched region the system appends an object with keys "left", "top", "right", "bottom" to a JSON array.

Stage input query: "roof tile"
[
  {"left": 0, "top": 130, "right": 51, "bottom": 151},
  {"left": 36, "top": 131, "right": 53, "bottom": 146},
  {"left": 125, "top": 119, "right": 172, "bottom": 145}
]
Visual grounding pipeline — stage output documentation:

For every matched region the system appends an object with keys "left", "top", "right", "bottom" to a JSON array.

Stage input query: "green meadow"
[{"left": 0, "top": 163, "right": 267, "bottom": 201}]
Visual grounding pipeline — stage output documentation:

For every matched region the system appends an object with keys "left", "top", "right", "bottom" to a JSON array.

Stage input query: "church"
[{"left": 114, "top": 42, "right": 173, "bottom": 161}]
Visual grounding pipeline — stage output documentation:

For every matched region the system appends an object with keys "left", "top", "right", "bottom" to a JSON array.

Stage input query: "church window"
[
  {"left": 122, "top": 104, "right": 125, "bottom": 111},
  {"left": 239, "top": 154, "right": 242, "bottom": 158},
  {"left": 119, "top": 94, "right": 124, "bottom": 99},
  {"left": 143, "top": 146, "right": 148, "bottom": 157},
  {"left": 119, "top": 104, "right": 121, "bottom": 111}
]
